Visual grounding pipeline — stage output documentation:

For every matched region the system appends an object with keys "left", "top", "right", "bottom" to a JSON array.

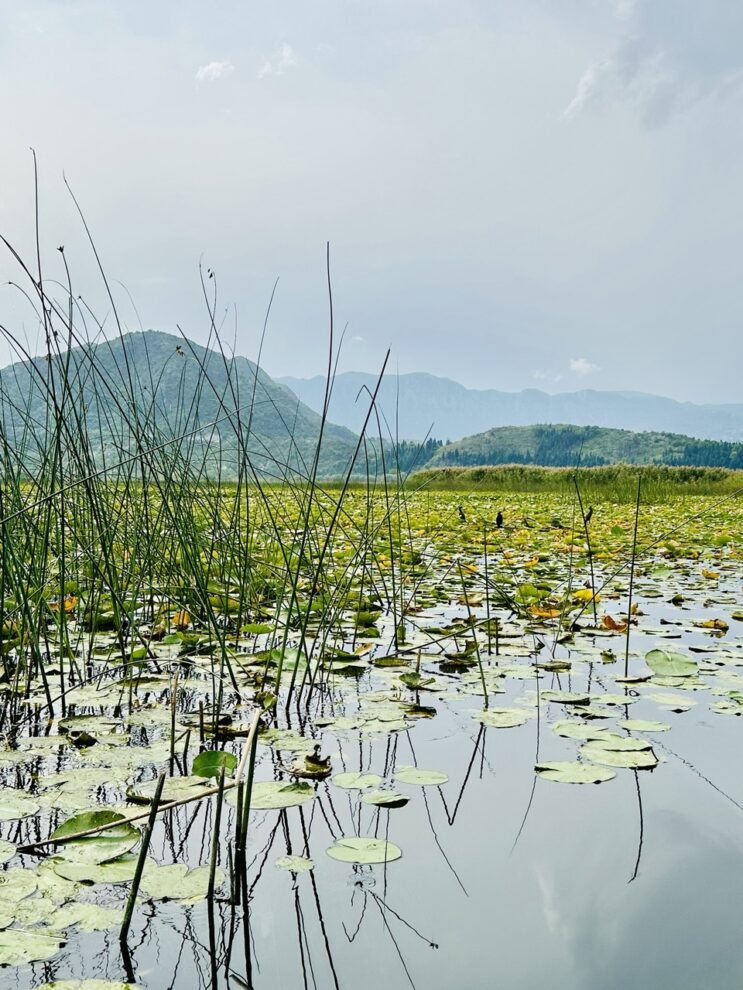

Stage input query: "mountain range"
[
  {"left": 278, "top": 371, "right": 743, "bottom": 444},
  {"left": 2, "top": 331, "right": 743, "bottom": 480}
]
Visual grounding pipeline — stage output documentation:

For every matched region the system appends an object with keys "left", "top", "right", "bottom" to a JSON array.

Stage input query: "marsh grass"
[{"left": 414, "top": 464, "right": 743, "bottom": 501}]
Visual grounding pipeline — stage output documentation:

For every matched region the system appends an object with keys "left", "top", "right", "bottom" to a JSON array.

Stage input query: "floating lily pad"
[
  {"left": 0, "top": 839, "right": 16, "bottom": 864},
  {"left": 127, "top": 776, "right": 212, "bottom": 804},
  {"left": 139, "top": 863, "right": 223, "bottom": 902},
  {"left": 646, "top": 649, "right": 698, "bottom": 679},
  {"left": 192, "top": 750, "right": 238, "bottom": 778},
  {"left": 361, "top": 789, "right": 410, "bottom": 808},
  {"left": 226, "top": 780, "right": 315, "bottom": 811},
  {"left": 50, "top": 903, "right": 124, "bottom": 933},
  {"left": 551, "top": 720, "right": 611, "bottom": 741},
  {"left": 326, "top": 836, "right": 402, "bottom": 864},
  {"left": 474, "top": 708, "right": 531, "bottom": 729},
  {"left": 646, "top": 691, "right": 696, "bottom": 712},
  {"left": 535, "top": 761, "right": 616, "bottom": 784},
  {"left": 52, "top": 853, "right": 154, "bottom": 885},
  {"left": 580, "top": 742, "right": 659, "bottom": 769},
  {"left": 0, "top": 928, "right": 64, "bottom": 965},
  {"left": 276, "top": 855, "right": 314, "bottom": 872},
  {"left": 50, "top": 810, "right": 140, "bottom": 865},
  {"left": 0, "top": 869, "right": 38, "bottom": 902},
  {"left": 0, "top": 792, "right": 40, "bottom": 822},
  {"left": 394, "top": 767, "right": 448, "bottom": 786},
  {"left": 331, "top": 772, "right": 381, "bottom": 790},
  {"left": 619, "top": 719, "right": 671, "bottom": 732}
]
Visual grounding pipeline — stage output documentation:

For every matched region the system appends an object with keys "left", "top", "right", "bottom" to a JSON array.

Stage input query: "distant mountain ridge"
[
  {"left": 425, "top": 424, "right": 743, "bottom": 470},
  {"left": 278, "top": 372, "right": 743, "bottom": 443}
]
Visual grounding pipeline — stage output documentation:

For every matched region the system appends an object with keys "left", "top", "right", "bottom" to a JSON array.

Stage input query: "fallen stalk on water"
[
  {"left": 120, "top": 770, "right": 166, "bottom": 943},
  {"left": 17, "top": 710, "right": 262, "bottom": 854}
]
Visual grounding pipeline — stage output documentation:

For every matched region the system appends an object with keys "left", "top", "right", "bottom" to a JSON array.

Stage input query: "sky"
[{"left": 0, "top": 0, "right": 742, "bottom": 403}]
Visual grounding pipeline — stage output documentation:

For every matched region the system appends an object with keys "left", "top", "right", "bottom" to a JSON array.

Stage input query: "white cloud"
[
  {"left": 195, "top": 60, "right": 234, "bottom": 84},
  {"left": 563, "top": 0, "right": 743, "bottom": 126},
  {"left": 569, "top": 357, "right": 599, "bottom": 375},
  {"left": 258, "top": 43, "right": 297, "bottom": 80},
  {"left": 562, "top": 60, "right": 612, "bottom": 120},
  {"left": 532, "top": 370, "right": 563, "bottom": 384}
]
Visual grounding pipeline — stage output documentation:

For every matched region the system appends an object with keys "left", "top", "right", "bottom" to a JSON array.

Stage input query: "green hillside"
[
  {"left": 0, "top": 330, "right": 358, "bottom": 480},
  {"left": 426, "top": 423, "right": 743, "bottom": 469}
]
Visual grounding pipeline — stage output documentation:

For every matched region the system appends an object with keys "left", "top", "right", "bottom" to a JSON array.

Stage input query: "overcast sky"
[{"left": 1, "top": 1, "right": 742, "bottom": 402}]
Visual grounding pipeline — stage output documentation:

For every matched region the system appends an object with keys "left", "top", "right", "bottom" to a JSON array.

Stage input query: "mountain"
[
  {"left": 0, "top": 330, "right": 358, "bottom": 479},
  {"left": 424, "top": 424, "right": 743, "bottom": 470},
  {"left": 278, "top": 372, "right": 743, "bottom": 444}
]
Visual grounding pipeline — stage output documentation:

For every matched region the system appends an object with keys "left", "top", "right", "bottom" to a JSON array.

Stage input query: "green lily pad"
[
  {"left": 0, "top": 868, "right": 38, "bottom": 902},
  {"left": 619, "top": 719, "right": 671, "bottom": 732},
  {"left": 50, "top": 810, "right": 140, "bottom": 864},
  {"left": 551, "top": 720, "right": 611, "bottom": 741},
  {"left": 646, "top": 691, "right": 696, "bottom": 712},
  {"left": 326, "top": 836, "right": 402, "bottom": 864},
  {"left": 474, "top": 708, "right": 530, "bottom": 728},
  {"left": 0, "top": 792, "right": 41, "bottom": 822},
  {"left": 192, "top": 750, "right": 238, "bottom": 779},
  {"left": 0, "top": 839, "right": 16, "bottom": 864},
  {"left": 52, "top": 853, "right": 155, "bottom": 884},
  {"left": 226, "top": 780, "right": 315, "bottom": 811},
  {"left": 577, "top": 732, "right": 652, "bottom": 752},
  {"left": 394, "top": 766, "right": 448, "bottom": 786},
  {"left": 361, "top": 789, "right": 410, "bottom": 808},
  {"left": 50, "top": 903, "right": 124, "bottom": 933},
  {"left": 139, "top": 863, "right": 223, "bottom": 902},
  {"left": 580, "top": 742, "right": 659, "bottom": 769},
  {"left": 646, "top": 649, "right": 698, "bottom": 678},
  {"left": 331, "top": 772, "right": 381, "bottom": 790},
  {"left": 275, "top": 855, "right": 314, "bottom": 872},
  {"left": 127, "top": 775, "right": 212, "bottom": 804},
  {"left": 535, "top": 761, "right": 616, "bottom": 784},
  {"left": 0, "top": 928, "right": 64, "bottom": 965}
]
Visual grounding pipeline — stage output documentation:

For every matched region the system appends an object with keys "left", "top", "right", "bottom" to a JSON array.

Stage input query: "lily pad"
[
  {"left": 474, "top": 708, "right": 530, "bottom": 729},
  {"left": 0, "top": 868, "right": 38, "bottom": 902},
  {"left": 192, "top": 750, "right": 238, "bottom": 778},
  {"left": 50, "top": 810, "right": 140, "bottom": 865},
  {"left": 361, "top": 789, "right": 410, "bottom": 808},
  {"left": 52, "top": 853, "right": 154, "bottom": 884},
  {"left": 331, "top": 772, "right": 381, "bottom": 790},
  {"left": 551, "top": 720, "right": 611, "bottom": 741},
  {"left": 619, "top": 719, "right": 671, "bottom": 732},
  {"left": 394, "top": 766, "right": 448, "bottom": 786},
  {"left": 226, "top": 780, "right": 315, "bottom": 811},
  {"left": 646, "top": 649, "right": 698, "bottom": 679},
  {"left": 50, "top": 903, "right": 124, "bottom": 933},
  {"left": 0, "top": 839, "right": 16, "bottom": 864},
  {"left": 326, "top": 836, "right": 402, "bottom": 864},
  {"left": 276, "top": 855, "right": 315, "bottom": 872},
  {"left": 580, "top": 742, "right": 659, "bottom": 769},
  {"left": 0, "top": 929, "right": 64, "bottom": 965},
  {"left": 535, "top": 761, "right": 616, "bottom": 784},
  {"left": 139, "top": 863, "right": 223, "bottom": 902},
  {"left": 0, "top": 792, "right": 41, "bottom": 822}
]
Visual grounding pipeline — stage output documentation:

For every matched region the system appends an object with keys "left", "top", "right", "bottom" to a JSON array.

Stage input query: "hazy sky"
[{"left": 1, "top": 1, "right": 742, "bottom": 402}]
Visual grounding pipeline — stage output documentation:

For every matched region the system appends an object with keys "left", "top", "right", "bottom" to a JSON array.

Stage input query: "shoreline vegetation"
[{"left": 409, "top": 464, "right": 743, "bottom": 500}]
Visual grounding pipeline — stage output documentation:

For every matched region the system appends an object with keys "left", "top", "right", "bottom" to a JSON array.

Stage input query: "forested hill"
[{"left": 425, "top": 424, "right": 743, "bottom": 469}]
